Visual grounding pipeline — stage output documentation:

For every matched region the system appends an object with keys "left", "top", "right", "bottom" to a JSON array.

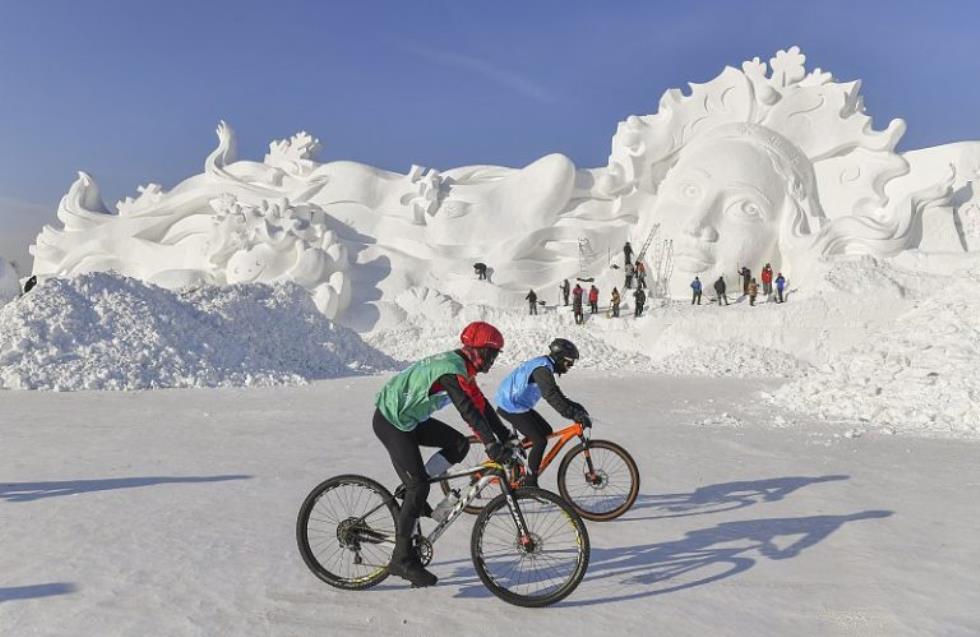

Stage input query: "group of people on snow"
[
  {"left": 691, "top": 263, "right": 787, "bottom": 306},
  {"left": 373, "top": 322, "right": 590, "bottom": 587},
  {"left": 556, "top": 279, "right": 646, "bottom": 322}
]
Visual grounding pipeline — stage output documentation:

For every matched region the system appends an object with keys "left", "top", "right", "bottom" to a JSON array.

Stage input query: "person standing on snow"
[
  {"left": 713, "top": 275, "right": 729, "bottom": 306},
  {"left": 572, "top": 284, "right": 585, "bottom": 324},
  {"left": 739, "top": 266, "right": 751, "bottom": 296},
  {"left": 610, "top": 287, "right": 621, "bottom": 317},
  {"left": 691, "top": 276, "right": 702, "bottom": 305},
  {"left": 588, "top": 285, "right": 599, "bottom": 314},
  {"left": 560, "top": 279, "right": 570, "bottom": 306},
  {"left": 474, "top": 262, "right": 488, "bottom": 280},
  {"left": 633, "top": 287, "right": 646, "bottom": 317},
  {"left": 761, "top": 263, "right": 773, "bottom": 299},
  {"left": 624, "top": 262, "right": 634, "bottom": 290},
  {"left": 525, "top": 289, "right": 538, "bottom": 315},
  {"left": 495, "top": 339, "right": 591, "bottom": 488},
  {"left": 775, "top": 272, "right": 786, "bottom": 303},
  {"left": 635, "top": 260, "right": 647, "bottom": 289},
  {"left": 748, "top": 278, "right": 759, "bottom": 306},
  {"left": 623, "top": 241, "right": 634, "bottom": 267},
  {"left": 373, "top": 321, "right": 513, "bottom": 587}
]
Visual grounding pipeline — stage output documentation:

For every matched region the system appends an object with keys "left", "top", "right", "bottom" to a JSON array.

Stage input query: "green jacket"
[{"left": 375, "top": 351, "right": 470, "bottom": 431}]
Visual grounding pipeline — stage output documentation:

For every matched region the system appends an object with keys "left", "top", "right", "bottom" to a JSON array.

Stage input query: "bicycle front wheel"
[
  {"left": 471, "top": 487, "right": 590, "bottom": 607},
  {"left": 296, "top": 474, "right": 398, "bottom": 590},
  {"left": 557, "top": 439, "right": 640, "bottom": 521}
]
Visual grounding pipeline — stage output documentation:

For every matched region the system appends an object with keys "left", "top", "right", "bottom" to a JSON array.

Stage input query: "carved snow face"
[{"left": 656, "top": 138, "right": 786, "bottom": 275}]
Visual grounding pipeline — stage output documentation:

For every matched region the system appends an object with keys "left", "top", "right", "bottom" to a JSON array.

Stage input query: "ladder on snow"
[
  {"left": 577, "top": 237, "right": 599, "bottom": 281},
  {"left": 650, "top": 239, "right": 674, "bottom": 298},
  {"left": 634, "top": 224, "right": 660, "bottom": 262}
]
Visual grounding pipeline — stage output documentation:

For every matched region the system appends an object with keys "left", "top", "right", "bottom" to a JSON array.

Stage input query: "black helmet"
[{"left": 548, "top": 338, "right": 579, "bottom": 373}]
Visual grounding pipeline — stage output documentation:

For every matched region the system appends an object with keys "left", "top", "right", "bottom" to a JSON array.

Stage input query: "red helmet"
[{"left": 460, "top": 321, "right": 504, "bottom": 350}]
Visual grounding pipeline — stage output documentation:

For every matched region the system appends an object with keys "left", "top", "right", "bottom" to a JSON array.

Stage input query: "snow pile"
[
  {"left": 769, "top": 271, "right": 980, "bottom": 438},
  {"left": 648, "top": 340, "right": 808, "bottom": 378},
  {"left": 0, "top": 273, "right": 395, "bottom": 391},
  {"left": 0, "top": 258, "right": 19, "bottom": 304}
]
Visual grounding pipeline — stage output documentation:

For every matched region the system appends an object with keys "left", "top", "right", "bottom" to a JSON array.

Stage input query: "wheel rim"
[
  {"left": 477, "top": 493, "right": 585, "bottom": 600},
  {"left": 304, "top": 482, "right": 395, "bottom": 583},
  {"left": 565, "top": 447, "right": 634, "bottom": 515}
]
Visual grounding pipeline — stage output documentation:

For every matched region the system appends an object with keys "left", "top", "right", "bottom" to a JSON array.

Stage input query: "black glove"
[
  {"left": 573, "top": 409, "right": 592, "bottom": 429},
  {"left": 486, "top": 441, "right": 514, "bottom": 464}
]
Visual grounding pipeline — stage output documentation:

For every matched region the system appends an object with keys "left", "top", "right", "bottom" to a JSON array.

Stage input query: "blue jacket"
[
  {"left": 775, "top": 276, "right": 786, "bottom": 290},
  {"left": 494, "top": 355, "right": 555, "bottom": 413},
  {"left": 691, "top": 279, "right": 702, "bottom": 292}
]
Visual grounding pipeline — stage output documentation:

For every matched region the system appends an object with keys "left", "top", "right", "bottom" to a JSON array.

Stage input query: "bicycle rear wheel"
[
  {"left": 557, "top": 439, "right": 640, "bottom": 521},
  {"left": 471, "top": 487, "right": 589, "bottom": 607},
  {"left": 296, "top": 474, "right": 398, "bottom": 590}
]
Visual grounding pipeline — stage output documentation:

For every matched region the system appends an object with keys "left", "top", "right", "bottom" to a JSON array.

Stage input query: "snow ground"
[{"left": 2, "top": 373, "right": 977, "bottom": 636}]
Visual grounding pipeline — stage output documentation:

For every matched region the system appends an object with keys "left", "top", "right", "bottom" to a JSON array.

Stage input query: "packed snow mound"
[
  {"left": 0, "top": 273, "right": 395, "bottom": 391},
  {"left": 769, "top": 271, "right": 980, "bottom": 438},
  {"left": 0, "top": 258, "right": 19, "bottom": 305}
]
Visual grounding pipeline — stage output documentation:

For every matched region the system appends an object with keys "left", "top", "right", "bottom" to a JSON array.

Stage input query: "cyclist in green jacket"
[{"left": 373, "top": 321, "right": 513, "bottom": 587}]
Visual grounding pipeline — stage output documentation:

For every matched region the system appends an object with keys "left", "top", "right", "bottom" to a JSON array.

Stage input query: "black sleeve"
[
  {"left": 531, "top": 366, "right": 582, "bottom": 420},
  {"left": 439, "top": 373, "right": 495, "bottom": 444},
  {"left": 485, "top": 404, "right": 512, "bottom": 442}
]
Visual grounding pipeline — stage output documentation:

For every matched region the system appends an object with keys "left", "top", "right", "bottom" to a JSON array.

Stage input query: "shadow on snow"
[
  {"left": 0, "top": 475, "right": 252, "bottom": 502},
  {"left": 620, "top": 474, "right": 850, "bottom": 521},
  {"left": 0, "top": 582, "right": 77, "bottom": 602}
]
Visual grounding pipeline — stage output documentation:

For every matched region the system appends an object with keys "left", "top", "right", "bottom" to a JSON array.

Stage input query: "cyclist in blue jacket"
[{"left": 494, "top": 339, "right": 591, "bottom": 487}]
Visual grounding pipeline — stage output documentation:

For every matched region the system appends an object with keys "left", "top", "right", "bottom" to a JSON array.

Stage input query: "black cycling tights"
[
  {"left": 497, "top": 408, "right": 553, "bottom": 476},
  {"left": 372, "top": 409, "right": 470, "bottom": 538}
]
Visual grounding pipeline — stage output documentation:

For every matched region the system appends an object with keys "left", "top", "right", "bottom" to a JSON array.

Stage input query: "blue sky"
[{"left": 1, "top": 0, "right": 979, "bottom": 268}]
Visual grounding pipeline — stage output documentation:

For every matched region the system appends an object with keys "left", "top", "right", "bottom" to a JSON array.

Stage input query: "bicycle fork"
[
  {"left": 578, "top": 434, "right": 601, "bottom": 486},
  {"left": 500, "top": 481, "right": 536, "bottom": 551}
]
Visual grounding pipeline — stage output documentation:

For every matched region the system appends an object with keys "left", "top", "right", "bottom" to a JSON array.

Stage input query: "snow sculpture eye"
[
  {"left": 680, "top": 183, "right": 702, "bottom": 200},
  {"left": 725, "top": 198, "right": 765, "bottom": 222}
]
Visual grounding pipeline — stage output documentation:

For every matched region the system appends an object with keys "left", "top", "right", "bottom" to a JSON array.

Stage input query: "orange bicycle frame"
[{"left": 523, "top": 422, "right": 586, "bottom": 475}]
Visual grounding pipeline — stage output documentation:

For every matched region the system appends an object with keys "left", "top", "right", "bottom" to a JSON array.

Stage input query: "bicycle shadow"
[
  {"left": 620, "top": 475, "right": 849, "bottom": 521},
  {"left": 0, "top": 582, "right": 77, "bottom": 603},
  {"left": 441, "top": 509, "right": 892, "bottom": 604},
  {"left": 0, "top": 475, "right": 251, "bottom": 502}
]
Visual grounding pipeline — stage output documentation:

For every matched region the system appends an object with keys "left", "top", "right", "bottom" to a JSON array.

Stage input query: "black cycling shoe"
[
  {"left": 519, "top": 474, "right": 538, "bottom": 488},
  {"left": 388, "top": 556, "right": 438, "bottom": 587},
  {"left": 388, "top": 537, "right": 438, "bottom": 587}
]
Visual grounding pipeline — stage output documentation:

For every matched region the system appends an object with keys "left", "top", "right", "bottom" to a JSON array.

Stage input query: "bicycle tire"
[
  {"left": 557, "top": 439, "right": 640, "bottom": 521},
  {"left": 470, "top": 487, "right": 590, "bottom": 607},
  {"left": 296, "top": 474, "right": 398, "bottom": 590}
]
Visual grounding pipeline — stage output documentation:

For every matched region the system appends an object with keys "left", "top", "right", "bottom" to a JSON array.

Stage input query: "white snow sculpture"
[
  {"left": 602, "top": 46, "right": 970, "bottom": 294},
  {"left": 32, "top": 123, "right": 352, "bottom": 318},
  {"left": 29, "top": 47, "right": 980, "bottom": 323}
]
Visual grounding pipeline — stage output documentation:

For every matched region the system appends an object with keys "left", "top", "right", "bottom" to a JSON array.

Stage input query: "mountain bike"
[
  {"left": 296, "top": 458, "right": 590, "bottom": 607},
  {"left": 440, "top": 421, "right": 639, "bottom": 521}
]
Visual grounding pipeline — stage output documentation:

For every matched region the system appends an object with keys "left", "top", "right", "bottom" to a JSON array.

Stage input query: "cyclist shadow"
[
  {"left": 441, "top": 509, "right": 891, "bottom": 604},
  {"left": 621, "top": 474, "right": 849, "bottom": 521},
  {"left": 563, "top": 509, "right": 892, "bottom": 606},
  {"left": 0, "top": 475, "right": 251, "bottom": 502}
]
